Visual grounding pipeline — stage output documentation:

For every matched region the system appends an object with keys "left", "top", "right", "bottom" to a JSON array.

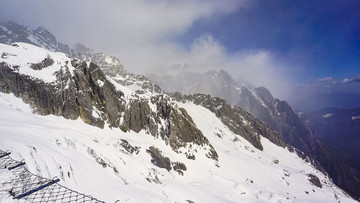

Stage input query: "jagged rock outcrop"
[
  {"left": 0, "top": 60, "right": 120, "bottom": 128},
  {"left": 119, "top": 95, "right": 218, "bottom": 160},
  {"left": 146, "top": 146, "right": 188, "bottom": 175}
]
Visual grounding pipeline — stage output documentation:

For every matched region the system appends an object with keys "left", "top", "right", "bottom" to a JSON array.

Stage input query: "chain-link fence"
[{"left": 0, "top": 149, "right": 105, "bottom": 203}]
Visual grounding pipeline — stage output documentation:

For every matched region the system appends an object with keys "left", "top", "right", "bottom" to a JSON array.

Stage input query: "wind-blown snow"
[{"left": 0, "top": 92, "right": 355, "bottom": 202}]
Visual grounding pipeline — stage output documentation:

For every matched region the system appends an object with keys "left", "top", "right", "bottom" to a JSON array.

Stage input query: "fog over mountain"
[{"left": 1, "top": 0, "right": 359, "bottom": 110}]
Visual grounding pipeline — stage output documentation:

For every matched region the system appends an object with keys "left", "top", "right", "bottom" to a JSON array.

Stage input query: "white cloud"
[
  {"left": 137, "top": 33, "right": 292, "bottom": 99},
  {"left": 0, "top": 0, "right": 243, "bottom": 47},
  {"left": 118, "top": 33, "right": 227, "bottom": 74},
  {"left": 0, "top": 0, "right": 246, "bottom": 68},
  {"left": 342, "top": 75, "right": 360, "bottom": 84},
  {"left": 1, "top": 0, "right": 293, "bottom": 99},
  {"left": 226, "top": 50, "right": 293, "bottom": 99},
  {"left": 317, "top": 77, "right": 334, "bottom": 82}
]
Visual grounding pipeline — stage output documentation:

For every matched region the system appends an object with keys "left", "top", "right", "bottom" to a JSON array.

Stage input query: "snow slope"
[
  {"left": 0, "top": 42, "right": 75, "bottom": 83},
  {"left": 0, "top": 92, "right": 355, "bottom": 202}
]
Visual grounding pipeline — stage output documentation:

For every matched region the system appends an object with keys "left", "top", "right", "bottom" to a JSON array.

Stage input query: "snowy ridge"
[
  {"left": 72, "top": 51, "right": 162, "bottom": 98},
  {"left": 0, "top": 21, "right": 71, "bottom": 54},
  {"left": 0, "top": 43, "right": 75, "bottom": 83}
]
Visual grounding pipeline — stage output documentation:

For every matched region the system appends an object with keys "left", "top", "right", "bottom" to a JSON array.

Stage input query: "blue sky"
[
  {"left": 0, "top": 0, "right": 359, "bottom": 110},
  {"left": 177, "top": 0, "right": 360, "bottom": 83}
]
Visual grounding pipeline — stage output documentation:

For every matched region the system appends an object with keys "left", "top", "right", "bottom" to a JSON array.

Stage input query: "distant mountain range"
[{"left": 0, "top": 20, "right": 359, "bottom": 201}]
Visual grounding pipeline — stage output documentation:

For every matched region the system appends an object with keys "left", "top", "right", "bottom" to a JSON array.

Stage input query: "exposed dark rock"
[
  {"left": 173, "top": 162, "right": 187, "bottom": 172},
  {"left": 186, "top": 153, "right": 195, "bottom": 160},
  {"left": 30, "top": 54, "right": 54, "bottom": 70},
  {"left": 146, "top": 146, "right": 188, "bottom": 175},
  {"left": 307, "top": 174, "right": 322, "bottom": 188},
  {"left": 120, "top": 139, "right": 140, "bottom": 155},
  {"left": 146, "top": 146, "right": 172, "bottom": 171},
  {"left": 120, "top": 99, "right": 154, "bottom": 133},
  {"left": 119, "top": 94, "right": 218, "bottom": 161},
  {"left": 0, "top": 61, "right": 125, "bottom": 128},
  {"left": 87, "top": 148, "right": 109, "bottom": 168}
]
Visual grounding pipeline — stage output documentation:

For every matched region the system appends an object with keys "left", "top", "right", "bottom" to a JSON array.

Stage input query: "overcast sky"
[{"left": 1, "top": 0, "right": 359, "bottom": 109}]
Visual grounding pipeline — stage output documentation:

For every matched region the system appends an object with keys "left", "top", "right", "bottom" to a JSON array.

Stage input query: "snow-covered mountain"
[
  {"left": 0, "top": 21, "right": 71, "bottom": 54},
  {"left": 150, "top": 69, "right": 360, "bottom": 200},
  {"left": 0, "top": 41, "right": 356, "bottom": 202},
  {"left": 0, "top": 21, "right": 358, "bottom": 202}
]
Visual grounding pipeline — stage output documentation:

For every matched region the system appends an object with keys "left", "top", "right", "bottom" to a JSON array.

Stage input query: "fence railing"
[{"left": 0, "top": 149, "right": 105, "bottom": 202}]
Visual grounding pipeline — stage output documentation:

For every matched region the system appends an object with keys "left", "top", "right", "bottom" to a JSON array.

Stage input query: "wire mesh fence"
[{"left": 0, "top": 149, "right": 105, "bottom": 203}]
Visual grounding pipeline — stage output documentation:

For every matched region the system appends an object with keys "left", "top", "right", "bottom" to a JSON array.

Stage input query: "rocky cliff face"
[
  {"left": 171, "top": 93, "right": 288, "bottom": 151},
  {"left": 0, "top": 57, "right": 122, "bottom": 128},
  {"left": 0, "top": 42, "right": 220, "bottom": 165}
]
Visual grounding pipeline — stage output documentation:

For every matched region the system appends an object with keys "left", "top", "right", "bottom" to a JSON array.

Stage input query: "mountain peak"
[{"left": 0, "top": 21, "right": 71, "bottom": 54}]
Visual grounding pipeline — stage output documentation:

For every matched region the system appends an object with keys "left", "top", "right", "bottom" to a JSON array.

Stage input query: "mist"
[{"left": 1, "top": 0, "right": 359, "bottom": 111}]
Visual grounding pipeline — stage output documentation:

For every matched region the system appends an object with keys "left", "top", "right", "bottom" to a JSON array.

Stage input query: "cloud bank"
[
  {"left": 1, "top": 2, "right": 263, "bottom": 75},
  {"left": 2, "top": 0, "right": 357, "bottom": 108}
]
